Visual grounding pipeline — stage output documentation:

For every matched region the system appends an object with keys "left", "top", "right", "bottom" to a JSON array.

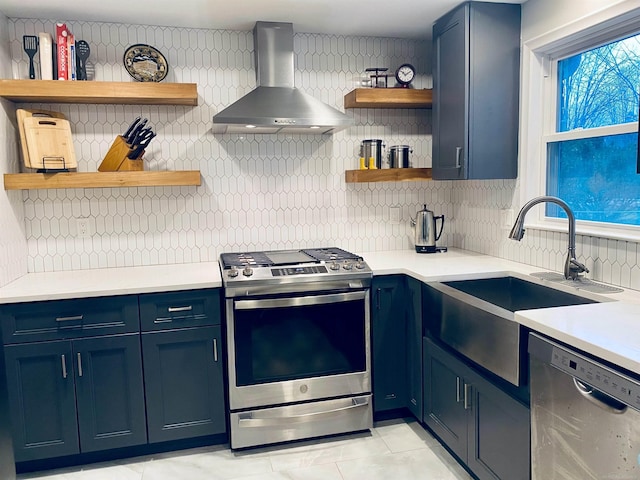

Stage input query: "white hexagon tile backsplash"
[
  {"left": 5, "top": 18, "right": 639, "bottom": 291},
  {"left": 9, "top": 18, "right": 447, "bottom": 273}
]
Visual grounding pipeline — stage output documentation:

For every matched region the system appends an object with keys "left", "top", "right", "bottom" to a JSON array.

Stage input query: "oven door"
[{"left": 226, "top": 289, "right": 371, "bottom": 410}]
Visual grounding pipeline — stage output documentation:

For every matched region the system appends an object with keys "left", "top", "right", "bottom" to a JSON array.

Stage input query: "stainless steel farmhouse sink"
[
  {"left": 424, "top": 275, "right": 599, "bottom": 386},
  {"left": 443, "top": 276, "right": 597, "bottom": 312}
]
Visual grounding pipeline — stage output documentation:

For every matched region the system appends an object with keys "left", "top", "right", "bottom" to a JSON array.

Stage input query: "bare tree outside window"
[{"left": 547, "top": 34, "right": 640, "bottom": 226}]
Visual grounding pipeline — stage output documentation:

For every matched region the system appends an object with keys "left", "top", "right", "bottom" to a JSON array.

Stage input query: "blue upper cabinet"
[{"left": 432, "top": 2, "right": 521, "bottom": 180}]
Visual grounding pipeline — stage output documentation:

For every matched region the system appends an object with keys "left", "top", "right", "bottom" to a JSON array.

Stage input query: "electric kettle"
[{"left": 410, "top": 204, "right": 445, "bottom": 253}]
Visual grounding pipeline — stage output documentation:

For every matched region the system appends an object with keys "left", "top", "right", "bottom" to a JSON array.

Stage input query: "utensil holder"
[{"left": 98, "top": 135, "right": 144, "bottom": 172}]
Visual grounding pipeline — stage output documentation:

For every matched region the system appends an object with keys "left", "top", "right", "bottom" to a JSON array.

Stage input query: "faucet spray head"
[{"left": 508, "top": 213, "right": 526, "bottom": 241}]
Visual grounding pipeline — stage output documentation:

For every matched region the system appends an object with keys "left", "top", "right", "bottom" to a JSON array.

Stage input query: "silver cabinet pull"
[
  {"left": 464, "top": 383, "right": 472, "bottom": 410},
  {"left": 61, "top": 354, "right": 67, "bottom": 379},
  {"left": 235, "top": 291, "right": 366, "bottom": 310},
  {"left": 56, "top": 315, "right": 83, "bottom": 322},
  {"left": 455, "top": 146, "right": 462, "bottom": 169},
  {"left": 238, "top": 397, "right": 369, "bottom": 427},
  {"left": 77, "top": 352, "right": 83, "bottom": 377},
  {"left": 456, "top": 377, "right": 462, "bottom": 403},
  {"left": 167, "top": 306, "right": 193, "bottom": 313},
  {"left": 213, "top": 338, "right": 218, "bottom": 362}
]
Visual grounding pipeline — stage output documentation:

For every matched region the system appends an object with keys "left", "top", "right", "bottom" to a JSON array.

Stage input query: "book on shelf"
[
  {"left": 38, "top": 32, "right": 53, "bottom": 80},
  {"left": 67, "top": 31, "right": 76, "bottom": 80},
  {"left": 55, "top": 23, "right": 69, "bottom": 80}
]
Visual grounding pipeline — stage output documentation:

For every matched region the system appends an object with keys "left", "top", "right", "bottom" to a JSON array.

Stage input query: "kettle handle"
[{"left": 434, "top": 215, "right": 445, "bottom": 241}]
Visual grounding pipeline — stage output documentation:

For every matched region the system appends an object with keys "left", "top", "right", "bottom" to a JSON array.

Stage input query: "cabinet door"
[
  {"left": 432, "top": 2, "right": 520, "bottom": 180},
  {"left": 423, "top": 337, "right": 468, "bottom": 461},
  {"left": 4, "top": 341, "right": 79, "bottom": 462},
  {"left": 73, "top": 334, "right": 147, "bottom": 452},
  {"left": 371, "top": 276, "right": 407, "bottom": 412},
  {"left": 467, "top": 370, "right": 530, "bottom": 480},
  {"left": 405, "top": 277, "right": 422, "bottom": 419},
  {"left": 142, "top": 326, "right": 226, "bottom": 443},
  {"left": 432, "top": 3, "right": 467, "bottom": 180}
]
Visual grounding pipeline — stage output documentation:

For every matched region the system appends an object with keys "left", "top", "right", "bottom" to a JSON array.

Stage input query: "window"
[{"left": 543, "top": 33, "right": 640, "bottom": 228}]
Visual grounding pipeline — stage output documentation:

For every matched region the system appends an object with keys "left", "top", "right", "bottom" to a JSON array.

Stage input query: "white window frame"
[{"left": 519, "top": 2, "right": 640, "bottom": 242}]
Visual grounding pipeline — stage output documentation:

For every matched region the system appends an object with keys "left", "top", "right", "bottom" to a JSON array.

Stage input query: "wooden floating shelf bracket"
[
  {"left": 345, "top": 168, "right": 433, "bottom": 183},
  {"left": 344, "top": 88, "right": 432, "bottom": 109},
  {"left": 3, "top": 171, "right": 202, "bottom": 190},
  {"left": 0, "top": 80, "right": 198, "bottom": 106}
]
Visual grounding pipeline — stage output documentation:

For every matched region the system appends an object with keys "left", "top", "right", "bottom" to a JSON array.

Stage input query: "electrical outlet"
[
  {"left": 75, "top": 218, "right": 93, "bottom": 238},
  {"left": 390, "top": 206, "right": 401, "bottom": 224},
  {"left": 500, "top": 209, "right": 514, "bottom": 229}
]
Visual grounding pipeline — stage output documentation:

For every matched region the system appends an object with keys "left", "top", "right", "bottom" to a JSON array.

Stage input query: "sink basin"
[
  {"left": 443, "top": 276, "right": 597, "bottom": 312},
  {"left": 424, "top": 275, "right": 599, "bottom": 386}
]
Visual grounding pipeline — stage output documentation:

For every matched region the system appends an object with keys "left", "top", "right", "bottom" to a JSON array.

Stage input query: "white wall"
[
  {"left": 521, "top": 0, "right": 636, "bottom": 41},
  {"left": 0, "top": 13, "right": 27, "bottom": 287}
]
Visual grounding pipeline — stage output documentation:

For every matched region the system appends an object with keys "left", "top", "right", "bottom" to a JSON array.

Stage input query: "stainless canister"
[
  {"left": 360, "top": 139, "right": 386, "bottom": 169},
  {"left": 388, "top": 145, "right": 412, "bottom": 168}
]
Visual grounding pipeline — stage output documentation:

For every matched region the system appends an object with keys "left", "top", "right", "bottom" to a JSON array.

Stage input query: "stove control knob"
[
  {"left": 228, "top": 266, "right": 239, "bottom": 278},
  {"left": 355, "top": 261, "right": 366, "bottom": 270},
  {"left": 242, "top": 266, "right": 254, "bottom": 277},
  {"left": 329, "top": 261, "right": 340, "bottom": 271},
  {"left": 342, "top": 261, "right": 353, "bottom": 270}
]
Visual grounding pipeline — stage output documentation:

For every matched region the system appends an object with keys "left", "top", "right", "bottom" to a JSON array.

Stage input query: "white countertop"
[
  {"left": 1, "top": 248, "right": 639, "bottom": 374},
  {"left": 0, "top": 261, "right": 223, "bottom": 303}
]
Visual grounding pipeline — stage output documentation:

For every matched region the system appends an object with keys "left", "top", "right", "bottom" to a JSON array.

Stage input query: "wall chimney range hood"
[{"left": 212, "top": 21, "right": 353, "bottom": 135}]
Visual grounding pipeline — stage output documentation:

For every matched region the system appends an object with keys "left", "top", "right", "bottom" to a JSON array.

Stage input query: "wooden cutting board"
[
  {"left": 22, "top": 115, "right": 77, "bottom": 171},
  {"left": 17, "top": 109, "right": 67, "bottom": 170}
]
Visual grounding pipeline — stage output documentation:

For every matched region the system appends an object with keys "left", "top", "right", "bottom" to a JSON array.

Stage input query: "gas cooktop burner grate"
[
  {"left": 301, "top": 247, "right": 362, "bottom": 262},
  {"left": 219, "top": 247, "right": 362, "bottom": 269}
]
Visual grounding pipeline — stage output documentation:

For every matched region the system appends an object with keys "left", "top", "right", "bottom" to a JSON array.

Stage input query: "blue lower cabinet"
[
  {"left": 424, "top": 337, "right": 530, "bottom": 480},
  {"left": 142, "top": 326, "right": 226, "bottom": 443},
  {"left": 5, "top": 334, "right": 146, "bottom": 462},
  {"left": 371, "top": 276, "right": 407, "bottom": 412}
]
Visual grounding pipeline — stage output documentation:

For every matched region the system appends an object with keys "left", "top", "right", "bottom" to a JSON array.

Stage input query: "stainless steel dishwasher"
[{"left": 529, "top": 332, "right": 640, "bottom": 479}]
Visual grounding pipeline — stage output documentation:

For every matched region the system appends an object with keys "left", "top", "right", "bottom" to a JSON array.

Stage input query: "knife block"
[{"left": 98, "top": 135, "right": 144, "bottom": 172}]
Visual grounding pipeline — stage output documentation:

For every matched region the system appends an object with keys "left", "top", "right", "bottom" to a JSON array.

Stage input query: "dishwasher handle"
[{"left": 573, "top": 378, "right": 627, "bottom": 414}]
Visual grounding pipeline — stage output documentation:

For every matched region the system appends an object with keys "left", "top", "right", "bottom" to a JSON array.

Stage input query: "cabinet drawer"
[
  {"left": 139, "top": 289, "right": 221, "bottom": 331},
  {"left": 0, "top": 296, "right": 139, "bottom": 344}
]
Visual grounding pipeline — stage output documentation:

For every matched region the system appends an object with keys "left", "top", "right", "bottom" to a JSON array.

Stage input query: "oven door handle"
[
  {"left": 234, "top": 290, "right": 367, "bottom": 310},
  {"left": 237, "top": 397, "right": 370, "bottom": 427}
]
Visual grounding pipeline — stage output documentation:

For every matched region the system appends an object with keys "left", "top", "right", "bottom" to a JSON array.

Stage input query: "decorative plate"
[{"left": 123, "top": 44, "right": 168, "bottom": 82}]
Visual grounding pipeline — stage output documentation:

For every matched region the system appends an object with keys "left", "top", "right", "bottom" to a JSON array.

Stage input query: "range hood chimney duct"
[{"left": 212, "top": 21, "right": 353, "bottom": 134}]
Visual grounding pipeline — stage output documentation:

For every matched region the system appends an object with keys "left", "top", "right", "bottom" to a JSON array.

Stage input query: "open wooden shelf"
[
  {"left": 0, "top": 80, "right": 198, "bottom": 105},
  {"left": 344, "top": 88, "right": 432, "bottom": 109},
  {"left": 345, "top": 168, "right": 432, "bottom": 183},
  {"left": 4, "top": 171, "right": 202, "bottom": 190}
]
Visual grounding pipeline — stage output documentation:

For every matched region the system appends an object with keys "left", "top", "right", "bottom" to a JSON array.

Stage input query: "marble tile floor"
[{"left": 17, "top": 418, "right": 473, "bottom": 480}]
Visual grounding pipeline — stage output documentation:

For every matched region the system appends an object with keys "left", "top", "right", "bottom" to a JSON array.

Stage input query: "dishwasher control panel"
[{"left": 531, "top": 333, "right": 640, "bottom": 412}]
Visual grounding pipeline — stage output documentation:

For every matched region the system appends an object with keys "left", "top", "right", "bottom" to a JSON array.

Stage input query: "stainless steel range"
[{"left": 219, "top": 247, "right": 373, "bottom": 449}]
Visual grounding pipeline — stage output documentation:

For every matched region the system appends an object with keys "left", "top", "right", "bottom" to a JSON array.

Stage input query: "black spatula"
[{"left": 23, "top": 35, "right": 38, "bottom": 79}]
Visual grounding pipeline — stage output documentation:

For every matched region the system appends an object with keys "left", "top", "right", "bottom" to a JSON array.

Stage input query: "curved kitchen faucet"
[{"left": 509, "top": 196, "right": 589, "bottom": 280}]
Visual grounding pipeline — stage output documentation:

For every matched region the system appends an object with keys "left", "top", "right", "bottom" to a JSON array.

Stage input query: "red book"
[{"left": 56, "top": 23, "right": 69, "bottom": 80}]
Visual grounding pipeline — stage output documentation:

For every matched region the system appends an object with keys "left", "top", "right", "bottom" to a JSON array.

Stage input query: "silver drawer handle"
[
  {"left": 463, "top": 383, "right": 472, "bottom": 410},
  {"left": 61, "top": 355, "right": 67, "bottom": 379},
  {"left": 213, "top": 338, "right": 218, "bottom": 362},
  {"left": 238, "top": 397, "right": 369, "bottom": 427},
  {"left": 455, "top": 146, "right": 462, "bottom": 169},
  {"left": 167, "top": 306, "right": 193, "bottom": 313},
  {"left": 77, "top": 352, "right": 83, "bottom": 377},
  {"left": 56, "top": 315, "right": 83, "bottom": 322}
]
